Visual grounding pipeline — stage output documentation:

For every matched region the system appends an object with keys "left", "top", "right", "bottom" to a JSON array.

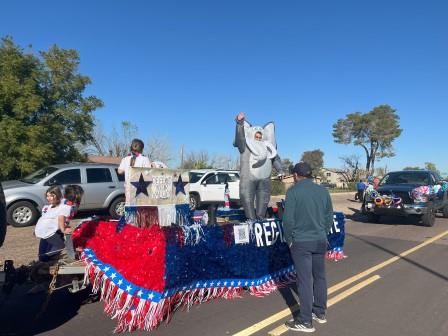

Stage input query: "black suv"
[{"left": 363, "top": 170, "right": 448, "bottom": 226}]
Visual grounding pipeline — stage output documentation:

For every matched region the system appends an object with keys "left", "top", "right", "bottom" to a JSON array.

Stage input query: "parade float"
[{"left": 70, "top": 167, "right": 346, "bottom": 332}]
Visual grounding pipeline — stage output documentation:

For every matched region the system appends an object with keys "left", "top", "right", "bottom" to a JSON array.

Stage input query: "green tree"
[
  {"left": 282, "top": 158, "right": 293, "bottom": 175},
  {"left": 332, "top": 105, "right": 402, "bottom": 175},
  {"left": 0, "top": 37, "right": 102, "bottom": 179},
  {"left": 424, "top": 162, "right": 440, "bottom": 174},
  {"left": 403, "top": 166, "right": 422, "bottom": 170},
  {"left": 301, "top": 149, "right": 324, "bottom": 177}
]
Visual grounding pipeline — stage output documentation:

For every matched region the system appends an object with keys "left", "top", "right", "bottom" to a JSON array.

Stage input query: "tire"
[
  {"left": 443, "top": 205, "right": 448, "bottom": 218},
  {"left": 109, "top": 196, "right": 126, "bottom": 219},
  {"left": 189, "top": 194, "right": 200, "bottom": 211},
  {"left": 7, "top": 201, "right": 39, "bottom": 227},
  {"left": 366, "top": 213, "right": 380, "bottom": 223},
  {"left": 421, "top": 205, "right": 435, "bottom": 227}
]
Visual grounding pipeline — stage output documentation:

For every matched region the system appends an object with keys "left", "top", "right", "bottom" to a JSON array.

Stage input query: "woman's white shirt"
[{"left": 35, "top": 204, "right": 71, "bottom": 239}]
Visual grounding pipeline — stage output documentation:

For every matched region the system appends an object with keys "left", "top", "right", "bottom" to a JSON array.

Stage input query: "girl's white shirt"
[
  {"left": 118, "top": 155, "right": 151, "bottom": 182},
  {"left": 35, "top": 203, "right": 71, "bottom": 239}
]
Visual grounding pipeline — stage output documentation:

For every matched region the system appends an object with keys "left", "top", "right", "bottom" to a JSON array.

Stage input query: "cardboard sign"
[{"left": 126, "top": 168, "right": 189, "bottom": 206}]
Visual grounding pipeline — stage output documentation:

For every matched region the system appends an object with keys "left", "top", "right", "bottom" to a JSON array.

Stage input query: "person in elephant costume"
[{"left": 234, "top": 112, "right": 285, "bottom": 220}]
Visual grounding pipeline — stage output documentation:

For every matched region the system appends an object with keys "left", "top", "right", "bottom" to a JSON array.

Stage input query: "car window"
[
  {"left": 226, "top": 173, "right": 239, "bottom": 182},
  {"left": 204, "top": 174, "right": 219, "bottom": 184},
  {"left": 21, "top": 166, "right": 59, "bottom": 184},
  {"left": 190, "top": 172, "right": 206, "bottom": 183},
  {"left": 51, "top": 169, "right": 81, "bottom": 185},
  {"left": 87, "top": 168, "right": 113, "bottom": 183},
  {"left": 216, "top": 173, "right": 229, "bottom": 184},
  {"left": 380, "top": 172, "right": 430, "bottom": 186},
  {"left": 115, "top": 168, "right": 125, "bottom": 182}
]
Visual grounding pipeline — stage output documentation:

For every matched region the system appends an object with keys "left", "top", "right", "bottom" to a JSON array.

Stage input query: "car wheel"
[
  {"left": 7, "top": 201, "right": 39, "bottom": 227},
  {"left": 189, "top": 194, "right": 200, "bottom": 211},
  {"left": 109, "top": 196, "right": 126, "bottom": 219},
  {"left": 421, "top": 205, "right": 435, "bottom": 227},
  {"left": 366, "top": 213, "right": 380, "bottom": 223},
  {"left": 442, "top": 204, "right": 448, "bottom": 218}
]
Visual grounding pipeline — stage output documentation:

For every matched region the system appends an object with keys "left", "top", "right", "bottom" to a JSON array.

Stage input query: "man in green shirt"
[{"left": 283, "top": 161, "right": 334, "bottom": 333}]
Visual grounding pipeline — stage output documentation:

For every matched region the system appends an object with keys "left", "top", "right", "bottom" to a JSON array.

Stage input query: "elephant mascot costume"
[{"left": 233, "top": 112, "right": 284, "bottom": 220}]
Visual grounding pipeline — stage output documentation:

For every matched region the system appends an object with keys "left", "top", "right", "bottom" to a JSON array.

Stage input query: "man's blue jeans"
[{"left": 289, "top": 240, "right": 327, "bottom": 324}]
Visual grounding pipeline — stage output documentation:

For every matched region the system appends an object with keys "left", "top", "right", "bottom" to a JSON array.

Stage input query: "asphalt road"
[{"left": 1, "top": 193, "right": 448, "bottom": 336}]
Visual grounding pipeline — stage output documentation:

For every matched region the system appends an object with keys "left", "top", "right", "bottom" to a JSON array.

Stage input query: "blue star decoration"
[
  {"left": 131, "top": 173, "right": 152, "bottom": 197},
  {"left": 116, "top": 216, "right": 127, "bottom": 233},
  {"left": 174, "top": 175, "right": 186, "bottom": 195}
]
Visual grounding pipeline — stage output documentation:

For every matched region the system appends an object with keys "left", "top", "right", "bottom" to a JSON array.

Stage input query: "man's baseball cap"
[{"left": 292, "top": 161, "right": 312, "bottom": 177}]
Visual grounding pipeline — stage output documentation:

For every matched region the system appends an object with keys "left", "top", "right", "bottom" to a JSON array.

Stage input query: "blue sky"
[{"left": 1, "top": 0, "right": 447, "bottom": 174}]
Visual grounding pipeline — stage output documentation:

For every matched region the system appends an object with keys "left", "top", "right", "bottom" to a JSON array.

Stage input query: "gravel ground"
[{"left": 0, "top": 193, "right": 354, "bottom": 267}]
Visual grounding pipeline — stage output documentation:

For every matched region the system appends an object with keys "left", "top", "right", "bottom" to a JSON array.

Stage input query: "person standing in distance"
[
  {"left": 283, "top": 161, "right": 334, "bottom": 333},
  {"left": 118, "top": 138, "right": 151, "bottom": 181},
  {"left": 118, "top": 139, "right": 151, "bottom": 203}
]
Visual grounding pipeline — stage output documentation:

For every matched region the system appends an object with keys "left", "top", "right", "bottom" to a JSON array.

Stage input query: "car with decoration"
[
  {"left": 2, "top": 163, "right": 126, "bottom": 227},
  {"left": 188, "top": 169, "right": 240, "bottom": 210},
  {"left": 362, "top": 170, "right": 448, "bottom": 226}
]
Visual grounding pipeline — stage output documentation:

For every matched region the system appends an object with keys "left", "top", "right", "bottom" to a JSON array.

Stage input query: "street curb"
[{"left": 329, "top": 192, "right": 355, "bottom": 196}]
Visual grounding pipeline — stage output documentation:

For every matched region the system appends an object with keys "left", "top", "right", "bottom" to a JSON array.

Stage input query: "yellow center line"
[
  {"left": 268, "top": 275, "right": 381, "bottom": 336},
  {"left": 232, "top": 229, "right": 448, "bottom": 336}
]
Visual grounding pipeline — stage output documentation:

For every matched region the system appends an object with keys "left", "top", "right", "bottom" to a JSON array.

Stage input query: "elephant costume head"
[{"left": 243, "top": 121, "right": 278, "bottom": 179}]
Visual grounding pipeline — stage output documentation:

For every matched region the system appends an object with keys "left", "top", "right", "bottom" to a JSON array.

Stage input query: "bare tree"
[
  {"left": 145, "top": 135, "right": 173, "bottom": 165},
  {"left": 210, "top": 154, "right": 239, "bottom": 170},
  {"left": 109, "top": 121, "right": 138, "bottom": 157},
  {"left": 339, "top": 154, "right": 363, "bottom": 183},
  {"left": 181, "top": 150, "right": 211, "bottom": 169},
  {"left": 375, "top": 166, "right": 388, "bottom": 177},
  {"left": 88, "top": 120, "right": 138, "bottom": 157},
  {"left": 87, "top": 118, "right": 107, "bottom": 155}
]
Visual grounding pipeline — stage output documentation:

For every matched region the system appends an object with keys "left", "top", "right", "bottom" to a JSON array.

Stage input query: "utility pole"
[{"left": 180, "top": 145, "right": 184, "bottom": 169}]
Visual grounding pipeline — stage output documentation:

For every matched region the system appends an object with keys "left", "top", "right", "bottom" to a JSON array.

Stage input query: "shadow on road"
[
  {"left": 277, "top": 284, "right": 301, "bottom": 319},
  {"left": 0, "top": 283, "right": 97, "bottom": 335},
  {"left": 346, "top": 233, "right": 448, "bottom": 282}
]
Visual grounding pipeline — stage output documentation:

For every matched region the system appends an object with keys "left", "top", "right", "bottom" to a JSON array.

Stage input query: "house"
[
  {"left": 320, "top": 168, "right": 347, "bottom": 188},
  {"left": 273, "top": 174, "right": 322, "bottom": 192}
]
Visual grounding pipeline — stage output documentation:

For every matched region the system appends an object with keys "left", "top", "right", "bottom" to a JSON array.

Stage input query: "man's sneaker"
[
  {"left": 285, "top": 320, "right": 315, "bottom": 333},
  {"left": 312, "top": 312, "right": 327, "bottom": 324}
]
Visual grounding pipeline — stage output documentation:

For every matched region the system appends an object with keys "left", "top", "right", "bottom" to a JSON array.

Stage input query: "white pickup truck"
[{"left": 188, "top": 170, "right": 240, "bottom": 210}]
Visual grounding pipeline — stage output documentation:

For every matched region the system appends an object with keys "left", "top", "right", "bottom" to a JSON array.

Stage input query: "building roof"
[
  {"left": 322, "top": 167, "right": 345, "bottom": 173},
  {"left": 87, "top": 155, "right": 121, "bottom": 165}
]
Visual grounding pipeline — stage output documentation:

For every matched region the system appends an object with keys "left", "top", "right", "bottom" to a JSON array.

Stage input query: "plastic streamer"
[
  {"left": 125, "top": 206, "right": 160, "bottom": 228},
  {"left": 175, "top": 204, "right": 192, "bottom": 226}
]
